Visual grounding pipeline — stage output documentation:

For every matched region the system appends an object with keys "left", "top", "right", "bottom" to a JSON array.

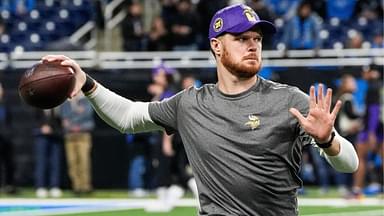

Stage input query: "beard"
[{"left": 221, "top": 47, "right": 261, "bottom": 79}]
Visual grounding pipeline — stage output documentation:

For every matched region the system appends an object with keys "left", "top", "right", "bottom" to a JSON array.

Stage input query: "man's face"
[{"left": 217, "top": 29, "right": 263, "bottom": 79}]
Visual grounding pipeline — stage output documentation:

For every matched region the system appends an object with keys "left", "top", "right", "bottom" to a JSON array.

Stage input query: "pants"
[
  {"left": 0, "top": 135, "right": 15, "bottom": 187},
  {"left": 65, "top": 132, "right": 92, "bottom": 192},
  {"left": 151, "top": 133, "right": 191, "bottom": 189},
  {"left": 34, "top": 135, "right": 63, "bottom": 188}
]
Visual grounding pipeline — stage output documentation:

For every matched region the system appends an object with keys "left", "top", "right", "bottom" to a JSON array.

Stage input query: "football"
[{"left": 18, "top": 61, "right": 76, "bottom": 109}]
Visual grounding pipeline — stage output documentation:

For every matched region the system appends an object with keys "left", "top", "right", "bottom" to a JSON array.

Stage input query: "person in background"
[
  {"left": 147, "top": 16, "right": 171, "bottom": 51},
  {"left": 345, "top": 31, "right": 364, "bottom": 49},
  {"left": 334, "top": 74, "right": 362, "bottom": 142},
  {"left": 148, "top": 74, "right": 200, "bottom": 212},
  {"left": 170, "top": 0, "right": 199, "bottom": 50},
  {"left": 0, "top": 82, "right": 17, "bottom": 195},
  {"left": 121, "top": 0, "right": 146, "bottom": 51},
  {"left": 145, "top": 64, "right": 181, "bottom": 212},
  {"left": 61, "top": 93, "right": 95, "bottom": 195},
  {"left": 196, "top": 0, "right": 229, "bottom": 50},
  {"left": 282, "top": 0, "right": 322, "bottom": 50},
  {"left": 34, "top": 107, "right": 63, "bottom": 198},
  {"left": 247, "top": 0, "right": 275, "bottom": 50},
  {"left": 0, "top": 0, "right": 35, "bottom": 16},
  {"left": 353, "top": 0, "right": 383, "bottom": 21},
  {"left": 371, "top": 29, "right": 384, "bottom": 48},
  {"left": 353, "top": 66, "right": 383, "bottom": 198}
]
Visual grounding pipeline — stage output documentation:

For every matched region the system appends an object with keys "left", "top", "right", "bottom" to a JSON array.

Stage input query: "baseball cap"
[
  {"left": 209, "top": 4, "right": 276, "bottom": 40},
  {"left": 152, "top": 63, "right": 176, "bottom": 76}
]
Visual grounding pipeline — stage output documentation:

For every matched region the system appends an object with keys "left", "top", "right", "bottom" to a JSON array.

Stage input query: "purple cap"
[
  {"left": 208, "top": 4, "right": 276, "bottom": 39},
  {"left": 152, "top": 63, "right": 176, "bottom": 75}
]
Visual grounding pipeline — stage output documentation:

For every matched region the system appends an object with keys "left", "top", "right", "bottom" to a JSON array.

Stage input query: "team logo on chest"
[{"left": 245, "top": 114, "right": 260, "bottom": 130}]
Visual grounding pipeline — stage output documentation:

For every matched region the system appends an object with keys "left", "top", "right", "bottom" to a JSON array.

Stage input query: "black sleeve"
[{"left": 343, "top": 100, "right": 360, "bottom": 119}]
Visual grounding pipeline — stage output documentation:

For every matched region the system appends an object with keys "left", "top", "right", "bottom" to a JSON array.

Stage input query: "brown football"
[{"left": 19, "top": 61, "right": 76, "bottom": 109}]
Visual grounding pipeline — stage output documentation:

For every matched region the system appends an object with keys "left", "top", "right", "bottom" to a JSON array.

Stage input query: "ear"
[{"left": 210, "top": 38, "right": 222, "bottom": 57}]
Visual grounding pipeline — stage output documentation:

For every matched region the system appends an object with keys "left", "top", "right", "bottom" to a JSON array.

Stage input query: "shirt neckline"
[{"left": 214, "top": 76, "right": 261, "bottom": 100}]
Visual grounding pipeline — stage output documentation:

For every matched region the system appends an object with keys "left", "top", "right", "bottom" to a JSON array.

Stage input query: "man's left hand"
[{"left": 289, "top": 84, "right": 342, "bottom": 143}]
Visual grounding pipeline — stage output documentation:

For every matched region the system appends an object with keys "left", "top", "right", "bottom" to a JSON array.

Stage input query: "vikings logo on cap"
[
  {"left": 213, "top": 17, "right": 223, "bottom": 32},
  {"left": 243, "top": 7, "right": 257, "bottom": 22}
]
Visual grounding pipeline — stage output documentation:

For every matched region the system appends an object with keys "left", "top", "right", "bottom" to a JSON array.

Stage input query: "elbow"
[
  {"left": 335, "top": 157, "right": 359, "bottom": 173},
  {"left": 351, "top": 157, "right": 359, "bottom": 173}
]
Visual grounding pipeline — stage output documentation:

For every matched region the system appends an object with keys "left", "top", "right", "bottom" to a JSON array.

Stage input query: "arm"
[
  {"left": 162, "top": 132, "right": 175, "bottom": 156},
  {"left": 86, "top": 83, "right": 162, "bottom": 133},
  {"left": 42, "top": 55, "right": 163, "bottom": 134}
]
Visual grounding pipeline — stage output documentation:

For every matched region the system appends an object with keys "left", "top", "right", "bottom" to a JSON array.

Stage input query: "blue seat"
[{"left": 22, "top": 33, "right": 44, "bottom": 51}]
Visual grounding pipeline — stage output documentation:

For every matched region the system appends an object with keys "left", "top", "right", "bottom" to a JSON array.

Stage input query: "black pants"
[
  {"left": 152, "top": 133, "right": 192, "bottom": 189},
  {"left": 0, "top": 135, "right": 15, "bottom": 187}
]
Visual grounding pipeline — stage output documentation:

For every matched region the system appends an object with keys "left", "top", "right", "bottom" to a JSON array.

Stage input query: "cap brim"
[{"left": 226, "top": 20, "right": 276, "bottom": 35}]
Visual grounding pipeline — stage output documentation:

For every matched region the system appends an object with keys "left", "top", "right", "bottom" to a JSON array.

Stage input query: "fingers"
[
  {"left": 42, "top": 55, "right": 81, "bottom": 74},
  {"left": 331, "top": 100, "right": 342, "bottom": 118},
  {"left": 41, "top": 55, "right": 70, "bottom": 62},
  {"left": 289, "top": 108, "right": 306, "bottom": 125},
  {"left": 324, "top": 88, "right": 332, "bottom": 113},
  {"left": 309, "top": 86, "right": 316, "bottom": 109},
  {"left": 313, "top": 84, "right": 333, "bottom": 112},
  {"left": 41, "top": 55, "right": 86, "bottom": 99},
  {"left": 317, "top": 84, "right": 324, "bottom": 108}
]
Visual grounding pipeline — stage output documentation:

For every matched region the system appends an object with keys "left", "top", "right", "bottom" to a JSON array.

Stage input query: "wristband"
[
  {"left": 81, "top": 74, "right": 96, "bottom": 95},
  {"left": 316, "top": 131, "right": 335, "bottom": 148}
]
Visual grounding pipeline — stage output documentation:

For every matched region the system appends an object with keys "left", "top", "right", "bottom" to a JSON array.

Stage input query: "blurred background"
[{"left": 0, "top": 0, "right": 383, "bottom": 210}]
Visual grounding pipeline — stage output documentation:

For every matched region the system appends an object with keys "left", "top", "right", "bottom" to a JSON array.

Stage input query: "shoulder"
[
  {"left": 259, "top": 78, "right": 304, "bottom": 96},
  {"left": 259, "top": 78, "right": 308, "bottom": 107},
  {"left": 183, "top": 83, "right": 215, "bottom": 96}
]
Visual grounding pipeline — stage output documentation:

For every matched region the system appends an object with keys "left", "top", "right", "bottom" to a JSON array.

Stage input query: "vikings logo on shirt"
[
  {"left": 245, "top": 114, "right": 260, "bottom": 130},
  {"left": 213, "top": 17, "right": 223, "bottom": 32},
  {"left": 243, "top": 8, "right": 257, "bottom": 22}
]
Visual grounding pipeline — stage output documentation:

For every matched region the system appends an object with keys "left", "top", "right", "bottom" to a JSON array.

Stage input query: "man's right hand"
[{"left": 41, "top": 55, "right": 86, "bottom": 98}]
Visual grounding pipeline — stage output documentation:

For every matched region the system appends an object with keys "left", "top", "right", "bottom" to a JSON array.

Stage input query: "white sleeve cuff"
[{"left": 321, "top": 131, "right": 359, "bottom": 173}]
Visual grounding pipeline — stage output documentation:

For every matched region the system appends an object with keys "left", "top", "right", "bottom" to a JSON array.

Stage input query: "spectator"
[
  {"left": 247, "top": 0, "right": 276, "bottom": 50},
  {"left": 34, "top": 107, "right": 63, "bottom": 198},
  {"left": 282, "top": 0, "right": 323, "bottom": 50},
  {"left": 0, "top": 83, "right": 17, "bottom": 195},
  {"left": 345, "top": 30, "right": 364, "bottom": 49},
  {"left": 126, "top": 132, "right": 150, "bottom": 197},
  {"left": 308, "top": 0, "right": 326, "bottom": 20},
  {"left": 371, "top": 29, "right": 384, "bottom": 48},
  {"left": 61, "top": 93, "right": 95, "bottom": 195},
  {"left": 334, "top": 74, "right": 362, "bottom": 141},
  {"left": 145, "top": 64, "right": 182, "bottom": 211},
  {"left": 353, "top": 0, "right": 383, "bottom": 20},
  {"left": 353, "top": 66, "right": 383, "bottom": 198},
  {"left": 332, "top": 74, "right": 363, "bottom": 196},
  {"left": 0, "top": 17, "right": 5, "bottom": 35},
  {"left": 264, "top": 0, "right": 299, "bottom": 19},
  {"left": 170, "top": 0, "right": 199, "bottom": 50},
  {"left": 0, "top": 0, "right": 35, "bottom": 16},
  {"left": 196, "top": 0, "right": 228, "bottom": 49},
  {"left": 147, "top": 16, "right": 171, "bottom": 51},
  {"left": 121, "top": 1, "right": 146, "bottom": 51},
  {"left": 159, "top": 0, "right": 178, "bottom": 30}
]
